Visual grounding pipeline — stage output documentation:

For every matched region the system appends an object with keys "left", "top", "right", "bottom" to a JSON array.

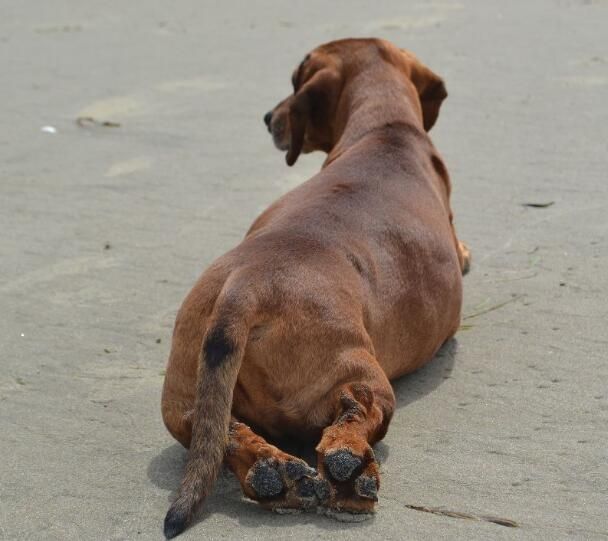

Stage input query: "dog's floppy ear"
[
  {"left": 287, "top": 67, "right": 341, "bottom": 166},
  {"left": 403, "top": 51, "right": 447, "bottom": 132}
]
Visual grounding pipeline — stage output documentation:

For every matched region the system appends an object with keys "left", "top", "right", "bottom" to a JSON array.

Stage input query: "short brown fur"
[{"left": 161, "top": 38, "right": 470, "bottom": 538}]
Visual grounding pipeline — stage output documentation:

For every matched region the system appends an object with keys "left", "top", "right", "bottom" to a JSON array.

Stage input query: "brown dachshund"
[{"left": 161, "top": 38, "right": 470, "bottom": 538}]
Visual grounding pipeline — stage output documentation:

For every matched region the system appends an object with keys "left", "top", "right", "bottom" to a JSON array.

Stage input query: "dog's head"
[{"left": 263, "top": 38, "right": 447, "bottom": 166}]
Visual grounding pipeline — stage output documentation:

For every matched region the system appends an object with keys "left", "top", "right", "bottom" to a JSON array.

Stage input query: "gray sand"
[{"left": 1, "top": 1, "right": 607, "bottom": 539}]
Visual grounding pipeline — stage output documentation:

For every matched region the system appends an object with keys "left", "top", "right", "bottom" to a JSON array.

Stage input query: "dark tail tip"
[{"left": 164, "top": 505, "right": 189, "bottom": 539}]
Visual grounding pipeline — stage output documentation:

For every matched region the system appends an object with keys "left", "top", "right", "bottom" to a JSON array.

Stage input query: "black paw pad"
[
  {"left": 325, "top": 450, "right": 362, "bottom": 482},
  {"left": 354, "top": 475, "right": 378, "bottom": 501},
  {"left": 313, "top": 477, "right": 331, "bottom": 502},
  {"left": 297, "top": 477, "right": 317, "bottom": 499},
  {"left": 285, "top": 460, "right": 316, "bottom": 480},
  {"left": 249, "top": 461, "right": 284, "bottom": 498}
]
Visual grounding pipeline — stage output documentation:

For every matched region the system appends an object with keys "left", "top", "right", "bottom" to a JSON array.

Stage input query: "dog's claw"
[{"left": 325, "top": 450, "right": 362, "bottom": 482}]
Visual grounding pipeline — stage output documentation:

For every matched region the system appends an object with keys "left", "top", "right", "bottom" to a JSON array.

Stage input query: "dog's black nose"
[{"left": 263, "top": 111, "right": 272, "bottom": 127}]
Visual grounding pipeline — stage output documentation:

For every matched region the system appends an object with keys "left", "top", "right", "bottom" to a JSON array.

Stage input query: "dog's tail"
[{"left": 163, "top": 285, "right": 254, "bottom": 539}]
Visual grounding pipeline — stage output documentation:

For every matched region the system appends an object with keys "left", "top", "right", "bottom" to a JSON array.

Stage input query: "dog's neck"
[{"left": 324, "top": 67, "right": 427, "bottom": 167}]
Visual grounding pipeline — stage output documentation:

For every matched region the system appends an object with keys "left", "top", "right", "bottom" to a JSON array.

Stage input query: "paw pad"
[
  {"left": 296, "top": 477, "right": 317, "bottom": 499},
  {"left": 249, "top": 461, "right": 284, "bottom": 498},
  {"left": 285, "top": 460, "right": 316, "bottom": 480},
  {"left": 312, "top": 476, "right": 331, "bottom": 502},
  {"left": 325, "top": 450, "right": 362, "bottom": 482},
  {"left": 354, "top": 475, "right": 378, "bottom": 501}
]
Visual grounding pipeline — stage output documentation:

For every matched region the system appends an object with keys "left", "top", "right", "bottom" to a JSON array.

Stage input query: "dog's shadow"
[{"left": 147, "top": 338, "right": 457, "bottom": 531}]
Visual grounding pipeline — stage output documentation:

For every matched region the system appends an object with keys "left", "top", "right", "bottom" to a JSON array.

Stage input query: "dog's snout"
[{"left": 264, "top": 111, "right": 272, "bottom": 128}]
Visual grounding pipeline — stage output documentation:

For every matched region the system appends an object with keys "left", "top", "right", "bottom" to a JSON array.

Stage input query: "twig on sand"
[
  {"left": 522, "top": 201, "right": 554, "bottom": 208},
  {"left": 405, "top": 504, "right": 519, "bottom": 528},
  {"left": 463, "top": 295, "right": 523, "bottom": 321},
  {"left": 76, "top": 116, "right": 121, "bottom": 128}
]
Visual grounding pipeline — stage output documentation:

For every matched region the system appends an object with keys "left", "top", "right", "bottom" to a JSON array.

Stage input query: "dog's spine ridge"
[{"left": 163, "top": 302, "right": 249, "bottom": 538}]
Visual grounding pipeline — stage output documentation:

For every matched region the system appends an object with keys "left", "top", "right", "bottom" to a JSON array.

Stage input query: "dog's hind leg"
[
  {"left": 225, "top": 418, "right": 328, "bottom": 512},
  {"left": 315, "top": 351, "right": 395, "bottom": 515}
]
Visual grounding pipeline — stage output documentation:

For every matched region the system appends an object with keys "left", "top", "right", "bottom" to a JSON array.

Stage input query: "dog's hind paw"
[
  {"left": 317, "top": 446, "right": 380, "bottom": 514},
  {"left": 245, "top": 457, "right": 319, "bottom": 511}
]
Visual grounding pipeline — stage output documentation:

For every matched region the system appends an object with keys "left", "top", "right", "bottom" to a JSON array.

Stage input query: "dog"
[{"left": 161, "top": 38, "right": 470, "bottom": 538}]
